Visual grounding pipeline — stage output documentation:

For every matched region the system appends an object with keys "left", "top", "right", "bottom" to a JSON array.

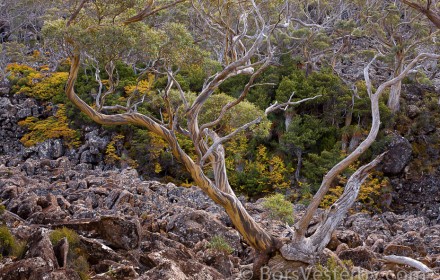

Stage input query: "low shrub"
[
  {"left": 208, "top": 235, "right": 233, "bottom": 254},
  {"left": 0, "top": 225, "right": 27, "bottom": 259},
  {"left": 262, "top": 193, "right": 294, "bottom": 224},
  {"left": 50, "top": 227, "right": 89, "bottom": 280}
]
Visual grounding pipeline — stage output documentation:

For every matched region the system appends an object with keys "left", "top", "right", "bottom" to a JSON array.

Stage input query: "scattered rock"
[
  {"left": 53, "top": 237, "right": 69, "bottom": 268},
  {"left": 338, "top": 247, "right": 375, "bottom": 270},
  {"left": 54, "top": 216, "right": 141, "bottom": 250},
  {"left": 384, "top": 244, "right": 413, "bottom": 257},
  {"left": 24, "top": 228, "right": 59, "bottom": 270},
  {"left": 389, "top": 231, "right": 427, "bottom": 257},
  {"left": 379, "top": 135, "right": 412, "bottom": 175}
]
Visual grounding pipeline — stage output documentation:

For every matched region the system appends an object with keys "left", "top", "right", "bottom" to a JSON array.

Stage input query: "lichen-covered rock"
[
  {"left": 328, "top": 230, "right": 362, "bottom": 250},
  {"left": 24, "top": 228, "right": 59, "bottom": 270},
  {"left": 389, "top": 231, "right": 427, "bottom": 257},
  {"left": 54, "top": 216, "right": 141, "bottom": 250},
  {"left": 166, "top": 209, "right": 242, "bottom": 253},
  {"left": 338, "top": 247, "right": 376, "bottom": 270},
  {"left": 0, "top": 257, "right": 54, "bottom": 280},
  {"left": 383, "top": 244, "right": 414, "bottom": 257},
  {"left": 201, "top": 249, "right": 234, "bottom": 277},
  {"left": 379, "top": 135, "right": 412, "bottom": 175},
  {"left": 1, "top": 152, "right": 440, "bottom": 279}
]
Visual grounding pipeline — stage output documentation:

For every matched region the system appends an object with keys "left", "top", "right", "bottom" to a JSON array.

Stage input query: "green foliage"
[
  {"left": 275, "top": 69, "right": 353, "bottom": 127},
  {"left": 199, "top": 93, "right": 272, "bottom": 137},
  {"left": 50, "top": 227, "right": 89, "bottom": 279},
  {"left": 315, "top": 258, "right": 366, "bottom": 280},
  {"left": 208, "top": 235, "right": 233, "bottom": 254},
  {"left": 229, "top": 144, "right": 292, "bottom": 196},
  {"left": 0, "top": 225, "right": 26, "bottom": 259},
  {"left": 49, "top": 227, "right": 80, "bottom": 247},
  {"left": 262, "top": 193, "right": 294, "bottom": 224},
  {"left": 302, "top": 145, "right": 344, "bottom": 192},
  {"left": 281, "top": 115, "right": 330, "bottom": 152},
  {"left": 0, "top": 225, "right": 17, "bottom": 257}
]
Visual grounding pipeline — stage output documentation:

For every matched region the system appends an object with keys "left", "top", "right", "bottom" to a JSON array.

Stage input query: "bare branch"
[
  {"left": 376, "top": 53, "right": 440, "bottom": 95},
  {"left": 265, "top": 95, "right": 321, "bottom": 115},
  {"left": 188, "top": 16, "right": 270, "bottom": 121},
  {"left": 123, "top": 0, "right": 187, "bottom": 25},
  {"left": 383, "top": 255, "right": 433, "bottom": 273},
  {"left": 401, "top": 0, "right": 440, "bottom": 28},
  {"left": 281, "top": 153, "right": 385, "bottom": 261},
  {"left": 167, "top": 70, "right": 189, "bottom": 110},
  {"left": 364, "top": 54, "right": 380, "bottom": 97},
  {"left": 291, "top": 18, "right": 329, "bottom": 29},
  {"left": 67, "top": 0, "right": 88, "bottom": 27},
  {"left": 309, "top": 153, "right": 386, "bottom": 251},
  {"left": 101, "top": 105, "right": 128, "bottom": 111},
  {"left": 294, "top": 52, "right": 440, "bottom": 240},
  {"left": 199, "top": 56, "right": 272, "bottom": 134},
  {"left": 162, "top": 75, "right": 175, "bottom": 129},
  {"left": 199, "top": 117, "right": 262, "bottom": 166}
]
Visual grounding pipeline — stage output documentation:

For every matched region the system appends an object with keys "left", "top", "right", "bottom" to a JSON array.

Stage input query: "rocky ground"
[
  {"left": 1, "top": 87, "right": 440, "bottom": 279},
  {"left": 0, "top": 154, "right": 439, "bottom": 279}
]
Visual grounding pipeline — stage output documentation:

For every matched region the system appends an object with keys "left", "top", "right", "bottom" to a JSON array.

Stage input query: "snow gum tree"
[{"left": 43, "top": 0, "right": 439, "bottom": 276}]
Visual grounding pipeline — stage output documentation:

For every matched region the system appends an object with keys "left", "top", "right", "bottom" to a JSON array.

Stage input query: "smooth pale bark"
[
  {"left": 66, "top": 53, "right": 278, "bottom": 253},
  {"left": 294, "top": 53, "right": 440, "bottom": 240},
  {"left": 281, "top": 153, "right": 385, "bottom": 261},
  {"left": 63, "top": 0, "right": 440, "bottom": 269},
  {"left": 383, "top": 255, "right": 433, "bottom": 273},
  {"left": 388, "top": 52, "right": 404, "bottom": 113},
  {"left": 388, "top": 81, "right": 402, "bottom": 113}
]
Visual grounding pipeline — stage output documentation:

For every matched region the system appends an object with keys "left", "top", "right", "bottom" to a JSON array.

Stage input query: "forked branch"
[{"left": 295, "top": 52, "right": 440, "bottom": 238}]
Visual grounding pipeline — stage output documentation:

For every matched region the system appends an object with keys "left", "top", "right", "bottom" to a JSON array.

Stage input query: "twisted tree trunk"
[
  {"left": 63, "top": 2, "right": 440, "bottom": 276},
  {"left": 66, "top": 52, "right": 279, "bottom": 254}
]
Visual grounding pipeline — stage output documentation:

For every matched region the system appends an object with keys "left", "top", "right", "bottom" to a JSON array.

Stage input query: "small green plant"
[
  {"left": 50, "top": 227, "right": 89, "bottom": 280},
  {"left": 13, "top": 240, "right": 27, "bottom": 259},
  {"left": 262, "top": 193, "right": 294, "bottom": 224},
  {"left": 49, "top": 227, "right": 80, "bottom": 247},
  {"left": 0, "top": 225, "right": 27, "bottom": 259},
  {"left": 73, "top": 256, "right": 90, "bottom": 280},
  {"left": 0, "top": 225, "right": 16, "bottom": 257},
  {"left": 315, "top": 258, "right": 366, "bottom": 280},
  {"left": 208, "top": 235, "right": 233, "bottom": 254}
]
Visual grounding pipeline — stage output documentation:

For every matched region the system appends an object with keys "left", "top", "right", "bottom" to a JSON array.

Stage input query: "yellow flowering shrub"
[
  {"left": 105, "top": 134, "right": 125, "bottom": 165},
  {"left": 105, "top": 134, "right": 138, "bottom": 168},
  {"left": 320, "top": 172, "right": 390, "bottom": 212},
  {"left": 6, "top": 63, "right": 68, "bottom": 100},
  {"left": 124, "top": 73, "right": 155, "bottom": 96},
  {"left": 18, "top": 105, "right": 80, "bottom": 148}
]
